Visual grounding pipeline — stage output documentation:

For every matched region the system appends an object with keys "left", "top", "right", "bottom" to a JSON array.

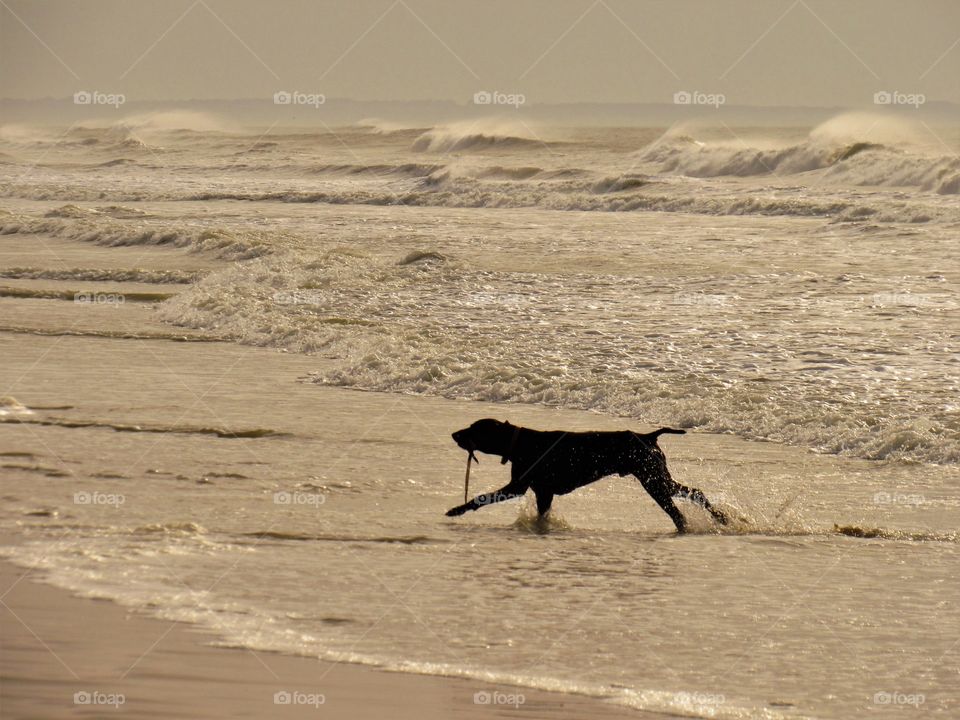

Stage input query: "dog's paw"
[{"left": 445, "top": 505, "right": 468, "bottom": 517}]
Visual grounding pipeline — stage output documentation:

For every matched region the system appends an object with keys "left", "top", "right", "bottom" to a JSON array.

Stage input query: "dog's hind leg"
[
  {"left": 674, "top": 484, "right": 728, "bottom": 525},
  {"left": 653, "top": 493, "right": 687, "bottom": 533},
  {"left": 534, "top": 490, "right": 554, "bottom": 517}
]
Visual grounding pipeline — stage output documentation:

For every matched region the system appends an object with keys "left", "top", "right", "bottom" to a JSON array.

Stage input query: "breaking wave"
[
  {"left": 641, "top": 114, "right": 960, "bottom": 194},
  {"left": 307, "top": 162, "right": 442, "bottom": 178},
  {"left": 642, "top": 137, "right": 959, "bottom": 194},
  {"left": 0, "top": 266, "right": 205, "bottom": 284},
  {"left": 4, "top": 179, "right": 949, "bottom": 222},
  {"left": 178, "top": 187, "right": 938, "bottom": 223},
  {"left": 0, "top": 208, "right": 272, "bottom": 259},
  {"left": 411, "top": 121, "right": 553, "bottom": 153}
]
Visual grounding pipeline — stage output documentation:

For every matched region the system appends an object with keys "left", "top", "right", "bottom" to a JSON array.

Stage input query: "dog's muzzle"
[{"left": 452, "top": 431, "right": 479, "bottom": 465}]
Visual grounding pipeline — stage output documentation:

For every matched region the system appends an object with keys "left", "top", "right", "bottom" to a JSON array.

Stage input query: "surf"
[
  {"left": 639, "top": 112, "right": 960, "bottom": 194},
  {"left": 411, "top": 119, "right": 557, "bottom": 153}
]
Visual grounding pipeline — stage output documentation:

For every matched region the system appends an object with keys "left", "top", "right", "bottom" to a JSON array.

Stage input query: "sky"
[{"left": 2, "top": 0, "right": 958, "bottom": 107}]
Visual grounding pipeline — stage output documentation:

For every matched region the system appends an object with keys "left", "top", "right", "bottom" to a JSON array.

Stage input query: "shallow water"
[
  {"left": 1, "top": 116, "right": 958, "bottom": 718},
  {"left": 2, "top": 399, "right": 957, "bottom": 719}
]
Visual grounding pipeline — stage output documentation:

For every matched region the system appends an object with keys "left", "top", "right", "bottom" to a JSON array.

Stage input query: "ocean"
[{"left": 1, "top": 111, "right": 957, "bottom": 718}]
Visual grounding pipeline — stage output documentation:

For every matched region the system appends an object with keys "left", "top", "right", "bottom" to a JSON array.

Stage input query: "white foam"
[
  {"left": 1, "top": 209, "right": 271, "bottom": 260},
  {"left": 640, "top": 113, "right": 960, "bottom": 194},
  {"left": 0, "top": 396, "right": 33, "bottom": 416},
  {"left": 158, "top": 251, "right": 960, "bottom": 466}
]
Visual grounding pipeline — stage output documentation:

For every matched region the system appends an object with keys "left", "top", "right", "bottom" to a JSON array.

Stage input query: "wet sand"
[{"left": 0, "top": 555, "right": 661, "bottom": 719}]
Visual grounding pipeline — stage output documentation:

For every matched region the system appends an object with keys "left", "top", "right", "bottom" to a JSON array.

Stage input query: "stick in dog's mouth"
[{"left": 463, "top": 451, "right": 475, "bottom": 504}]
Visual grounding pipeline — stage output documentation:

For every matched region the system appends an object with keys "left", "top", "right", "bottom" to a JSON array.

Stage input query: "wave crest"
[
  {"left": 411, "top": 120, "right": 551, "bottom": 153},
  {"left": 2, "top": 209, "right": 271, "bottom": 259},
  {"left": 641, "top": 115, "right": 960, "bottom": 194}
]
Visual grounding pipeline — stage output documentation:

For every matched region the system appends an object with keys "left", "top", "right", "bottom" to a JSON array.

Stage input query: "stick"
[{"left": 464, "top": 453, "right": 472, "bottom": 504}]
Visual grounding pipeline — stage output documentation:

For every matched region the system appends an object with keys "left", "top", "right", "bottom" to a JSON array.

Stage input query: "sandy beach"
[{"left": 1, "top": 556, "right": 656, "bottom": 719}]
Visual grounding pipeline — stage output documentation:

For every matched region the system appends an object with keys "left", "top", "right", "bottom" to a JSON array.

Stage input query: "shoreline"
[{"left": 0, "top": 552, "right": 657, "bottom": 719}]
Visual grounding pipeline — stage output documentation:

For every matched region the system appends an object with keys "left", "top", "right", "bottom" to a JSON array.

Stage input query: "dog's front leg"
[{"left": 445, "top": 483, "right": 526, "bottom": 516}]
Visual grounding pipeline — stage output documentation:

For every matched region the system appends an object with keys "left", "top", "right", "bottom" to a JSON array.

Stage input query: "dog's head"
[{"left": 452, "top": 419, "right": 516, "bottom": 464}]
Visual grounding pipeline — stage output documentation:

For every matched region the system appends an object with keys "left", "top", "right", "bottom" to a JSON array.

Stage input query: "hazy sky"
[{"left": 2, "top": 0, "right": 958, "bottom": 106}]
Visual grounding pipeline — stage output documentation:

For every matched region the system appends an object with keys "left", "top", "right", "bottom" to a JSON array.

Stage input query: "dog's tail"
[{"left": 647, "top": 427, "right": 686, "bottom": 439}]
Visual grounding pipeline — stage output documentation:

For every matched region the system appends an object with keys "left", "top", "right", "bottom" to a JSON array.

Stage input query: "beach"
[
  {"left": 1, "top": 117, "right": 957, "bottom": 719},
  {"left": 1, "top": 560, "right": 655, "bottom": 719}
]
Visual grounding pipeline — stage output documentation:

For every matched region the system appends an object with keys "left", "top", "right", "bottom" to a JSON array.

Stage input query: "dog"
[{"left": 445, "top": 419, "right": 727, "bottom": 532}]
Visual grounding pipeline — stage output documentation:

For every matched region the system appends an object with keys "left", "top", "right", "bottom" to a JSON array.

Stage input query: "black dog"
[{"left": 445, "top": 419, "right": 727, "bottom": 532}]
